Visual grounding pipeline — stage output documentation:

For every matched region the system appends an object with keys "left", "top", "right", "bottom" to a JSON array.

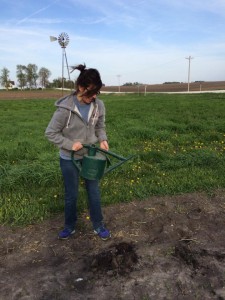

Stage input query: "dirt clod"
[
  {"left": 174, "top": 242, "right": 199, "bottom": 269},
  {"left": 89, "top": 242, "right": 138, "bottom": 275}
]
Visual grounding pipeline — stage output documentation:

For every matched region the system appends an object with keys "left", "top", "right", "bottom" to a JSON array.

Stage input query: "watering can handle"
[
  {"left": 71, "top": 144, "right": 107, "bottom": 171},
  {"left": 72, "top": 143, "right": 134, "bottom": 160},
  {"left": 82, "top": 144, "right": 129, "bottom": 161}
]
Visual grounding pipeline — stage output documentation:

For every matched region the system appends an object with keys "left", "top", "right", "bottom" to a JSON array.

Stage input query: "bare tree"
[
  {"left": 26, "top": 64, "right": 38, "bottom": 89},
  {"left": 16, "top": 65, "right": 27, "bottom": 90},
  {"left": 0, "top": 68, "right": 10, "bottom": 90},
  {"left": 38, "top": 67, "right": 51, "bottom": 88}
]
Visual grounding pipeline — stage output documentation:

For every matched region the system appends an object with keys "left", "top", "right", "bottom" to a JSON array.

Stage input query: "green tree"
[
  {"left": 50, "top": 77, "right": 74, "bottom": 90},
  {"left": 51, "top": 77, "right": 62, "bottom": 88},
  {"left": 0, "top": 68, "right": 10, "bottom": 90},
  {"left": 38, "top": 67, "right": 51, "bottom": 88},
  {"left": 16, "top": 65, "right": 27, "bottom": 90},
  {"left": 64, "top": 79, "right": 74, "bottom": 89}
]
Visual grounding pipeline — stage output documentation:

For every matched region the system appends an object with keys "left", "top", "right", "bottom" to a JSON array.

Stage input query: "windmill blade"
[{"left": 50, "top": 36, "right": 57, "bottom": 42}]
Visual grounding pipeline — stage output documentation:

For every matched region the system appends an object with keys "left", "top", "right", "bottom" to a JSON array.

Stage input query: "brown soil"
[
  {"left": 0, "top": 80, "right": 224, "bottom": 101},
  {"left": 0, "top": 90, "right": 63, "bottom": 100},
  {"left": 1, "top": 190, "right": 225, "bottom": 300},
  {"left": 102, "top": 81, "right": 225, "bottom": 93}
]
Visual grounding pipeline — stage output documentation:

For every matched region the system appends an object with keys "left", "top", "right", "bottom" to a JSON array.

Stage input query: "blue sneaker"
[
  {"left": 58, "top": 228, "right": 75, "bottom": 240},
  {"left": 94, "top": 226, "right": 111, "bottom": 241}
]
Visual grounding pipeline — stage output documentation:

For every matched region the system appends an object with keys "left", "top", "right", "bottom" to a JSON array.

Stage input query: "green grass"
[{"left": 0, "top": 93, "right": 225, "bottom": 225}]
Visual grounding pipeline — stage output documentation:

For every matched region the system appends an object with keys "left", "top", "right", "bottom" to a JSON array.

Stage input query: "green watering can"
[{"left": 71, "top": 144, "right": 135, "bottom": 180}]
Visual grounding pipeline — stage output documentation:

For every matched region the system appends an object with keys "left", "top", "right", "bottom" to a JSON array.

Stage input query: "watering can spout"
[{"left": 71, "top": 144, "right": 135, "bottom": 180}]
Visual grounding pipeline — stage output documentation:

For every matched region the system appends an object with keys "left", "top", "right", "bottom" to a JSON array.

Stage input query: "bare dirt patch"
[
  {"left": 0, "top": 90, "right": 63, "bottom": 100},
  {"left": 1, "top": 190, "right": 225, "bottom": 299}
]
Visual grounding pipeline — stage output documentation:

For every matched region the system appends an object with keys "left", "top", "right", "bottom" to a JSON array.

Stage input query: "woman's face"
[{"left": 78, "top": 85, "right": 100, "bottom": 104}]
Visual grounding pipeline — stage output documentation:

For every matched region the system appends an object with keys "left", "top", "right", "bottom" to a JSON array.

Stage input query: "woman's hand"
[
  {"left": 100, "top": 141, "right": 109, "bottom": 151},
  {"left": 72, "top": 142, "right": 83, "bottom": 151}
]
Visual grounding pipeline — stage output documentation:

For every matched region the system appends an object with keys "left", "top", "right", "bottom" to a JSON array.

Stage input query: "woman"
[{"left": 45, "top": 64, "right": 110, "bottom": 240}]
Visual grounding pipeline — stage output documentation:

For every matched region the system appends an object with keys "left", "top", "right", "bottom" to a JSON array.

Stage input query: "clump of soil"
[
  {"left": 174, "top": 242, "right": 200, "bottom": 269},
  {"left": 1, "top": 190, "right": 225, "bottom": 300},
  {"left": 89, "top": 242, "right": 138, "bottom": 275}
]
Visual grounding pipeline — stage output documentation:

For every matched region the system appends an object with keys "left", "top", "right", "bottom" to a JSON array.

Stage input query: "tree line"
[{"left": 0, "top": 64, "right": 75, "bottom": 90}]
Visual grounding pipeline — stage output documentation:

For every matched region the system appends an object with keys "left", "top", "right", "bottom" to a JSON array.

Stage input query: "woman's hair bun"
[{"left": 70, "top": 63, "right": 86, "bottom": 73}]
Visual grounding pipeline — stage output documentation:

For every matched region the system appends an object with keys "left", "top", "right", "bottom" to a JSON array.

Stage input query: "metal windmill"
[{"left": 50, "top": 32, "right": 71, "bottom": 95}]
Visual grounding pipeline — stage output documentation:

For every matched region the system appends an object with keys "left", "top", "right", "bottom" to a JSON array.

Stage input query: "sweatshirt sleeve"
[{"left": 45, "top": 107, "right": 74, "bottom": 150}]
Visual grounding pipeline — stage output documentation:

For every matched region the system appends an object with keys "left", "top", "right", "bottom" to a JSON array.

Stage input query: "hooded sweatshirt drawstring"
[
  {"left": 66, "top": 111, "right": 72, "bottom": 128},
  {"left": 66, "top": 103, "right": 98, "bottom": 128},
  {"left": 92, "top": 104, "right": 98, "bottom": 125}
]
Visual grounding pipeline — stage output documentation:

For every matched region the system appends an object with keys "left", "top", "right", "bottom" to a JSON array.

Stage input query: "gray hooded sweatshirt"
[{"left": 45, "top": 93, "right": 107, "bottom": 159}]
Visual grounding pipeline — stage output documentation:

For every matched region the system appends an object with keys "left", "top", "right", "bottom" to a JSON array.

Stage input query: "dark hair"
[{"left": 71, "top": 63, "right": 102, "bottom": 94}]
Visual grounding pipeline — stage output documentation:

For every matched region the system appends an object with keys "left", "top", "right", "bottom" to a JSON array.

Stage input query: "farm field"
[
  {"left": 0, "top": 80, "right": 224, "bottom": 100},
  {"left": 0, "top": 91, "right": 225, "bottom": 299},
  {"left": 102, "top": 80, "right": 225, "bottom": 93}
]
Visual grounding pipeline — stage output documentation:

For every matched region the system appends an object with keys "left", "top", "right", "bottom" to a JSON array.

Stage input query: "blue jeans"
[{"left": 60, "top": 158, "right": 103, "bottom": 231}]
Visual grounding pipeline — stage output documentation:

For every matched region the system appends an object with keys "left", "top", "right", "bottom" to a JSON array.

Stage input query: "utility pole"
[
  {"left": 185, "top": 56, "right": 194, "bottom": 92},
  {"left": 117, "top": 75, "right": 121, "bottom": 92}
]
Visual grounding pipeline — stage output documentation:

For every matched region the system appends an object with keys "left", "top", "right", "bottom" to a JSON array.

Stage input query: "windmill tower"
[{"left": 50, "top": 32, "right": 71, "bottom": 95}]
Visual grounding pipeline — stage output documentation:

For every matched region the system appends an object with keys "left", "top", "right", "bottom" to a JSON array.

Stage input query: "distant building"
[{"left": 8, "top": 81, "right": 15, "bottom": 89}]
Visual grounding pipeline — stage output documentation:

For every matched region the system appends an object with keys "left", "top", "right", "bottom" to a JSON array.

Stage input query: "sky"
[{"left": 0, "top": 0, "right": 225, "bottom": 86}]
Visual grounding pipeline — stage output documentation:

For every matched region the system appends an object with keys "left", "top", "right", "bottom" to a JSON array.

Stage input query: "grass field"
[{"left": 0, "top": 92, "right": 225, "bottom": 225}]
